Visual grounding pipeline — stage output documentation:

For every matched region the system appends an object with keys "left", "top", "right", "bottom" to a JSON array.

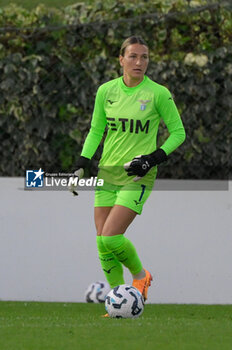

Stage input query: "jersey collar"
[{"left": 119, "top": 75, "right": 147, "bottom": 95}]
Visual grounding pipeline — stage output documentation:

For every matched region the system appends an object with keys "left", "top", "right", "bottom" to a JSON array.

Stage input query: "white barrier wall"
[{"left": 0, "top": 178, "right": 231, "bottom": 304}]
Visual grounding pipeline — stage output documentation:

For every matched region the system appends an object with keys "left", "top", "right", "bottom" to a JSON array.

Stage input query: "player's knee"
[
  {"left": 101, "top": 234, "right": 114, "bottom": 251},
  {"left": 95, "top": 221, "right": 105, "bottom": 236},
  {"left": 101, "top": 233, "right": 125, "bottom": 252},
  {"left": 101, "top": 226, "right": 118, "bottom": 237}
]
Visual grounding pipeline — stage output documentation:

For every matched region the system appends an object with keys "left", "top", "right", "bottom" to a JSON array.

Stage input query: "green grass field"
[{"left": 0, "top": 301, "right": 231, "bottom": 350}]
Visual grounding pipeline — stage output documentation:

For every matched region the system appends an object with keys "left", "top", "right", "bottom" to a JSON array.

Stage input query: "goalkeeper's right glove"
[{"left": 70, "top": 156, "right": 90, "bottom": 196}]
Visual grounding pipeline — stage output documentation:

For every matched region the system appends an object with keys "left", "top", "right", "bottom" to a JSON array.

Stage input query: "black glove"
[
  {"left": 124, "top": 149, "right": 167, "bottom": 181},
  {"left": 70, "top": 156, "right": 90, "bottom": 196},
  {"left": 75, "top": 156, "right": 90, "bottom": 171}
]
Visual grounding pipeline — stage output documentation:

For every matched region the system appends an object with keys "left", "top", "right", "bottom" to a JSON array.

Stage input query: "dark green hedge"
[{"left": 0, "top": 1, "right": 231, "bottom": 179}]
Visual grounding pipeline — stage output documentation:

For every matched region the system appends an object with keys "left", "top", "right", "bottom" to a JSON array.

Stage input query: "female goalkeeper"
[{"left": 73, "top": 36, "right": 186, "bottom": 308}]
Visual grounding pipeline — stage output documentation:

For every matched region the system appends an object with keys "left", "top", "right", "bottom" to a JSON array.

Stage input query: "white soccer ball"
[
  {"left": 85, "top": 281, "right": 111, "bottom": 303},
  {"left": 105, "top": 284, "right": 144, "bottom": 318}
]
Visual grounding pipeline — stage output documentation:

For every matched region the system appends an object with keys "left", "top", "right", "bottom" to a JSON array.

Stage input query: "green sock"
[
  {"left": 102, "top": 235, "right": 143, "bottom": 276},
  {"left": 96, "top": 236, "right": 125, "bottom": 288}
]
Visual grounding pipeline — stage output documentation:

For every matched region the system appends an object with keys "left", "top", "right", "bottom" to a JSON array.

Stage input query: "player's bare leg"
[
  {"left": 101, "top": 205, "right": 137, "bottom": 236},
  {"left": 94, "top": 206, "right": 112, "bottom": 236}
]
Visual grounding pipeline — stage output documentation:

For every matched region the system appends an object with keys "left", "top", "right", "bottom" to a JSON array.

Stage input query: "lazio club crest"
[{"left": 138, "top": 99, "right": 151, "bottom": 111}]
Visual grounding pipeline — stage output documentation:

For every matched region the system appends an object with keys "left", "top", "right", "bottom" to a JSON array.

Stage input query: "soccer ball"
[
  {"left": 85, "top": 281, "right": 111, "bottom": 303},
  {"left": 105, "top": 284, "right": 144, "bottom": 318}
]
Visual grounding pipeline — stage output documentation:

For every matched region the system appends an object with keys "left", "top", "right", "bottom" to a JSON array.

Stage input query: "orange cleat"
[
  {"left": 101, "top": 313, "right": 109, "bottom": 318},
  {"left": 132, "top": 269, "right": 153, "bottom": 301}
]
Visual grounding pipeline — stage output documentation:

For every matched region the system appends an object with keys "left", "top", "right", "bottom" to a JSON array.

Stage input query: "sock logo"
[
  {"left": 115, "top": 250, "right": 126, "bottom": 259},
  {"left": 103, "top": 266, "right": 117, "bottom": 274},
  {"left": 100, "top": 257, "right": 114, "bottom": 262}
]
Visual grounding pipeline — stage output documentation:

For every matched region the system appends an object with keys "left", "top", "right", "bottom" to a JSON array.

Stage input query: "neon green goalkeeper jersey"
[{"left": 81, "top": 75, "right": 186, "bottom": 186}]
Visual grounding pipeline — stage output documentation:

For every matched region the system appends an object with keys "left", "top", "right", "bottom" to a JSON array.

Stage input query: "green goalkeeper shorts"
[{"left": 94, "top": 181, "right": 153, "bottom": 215}]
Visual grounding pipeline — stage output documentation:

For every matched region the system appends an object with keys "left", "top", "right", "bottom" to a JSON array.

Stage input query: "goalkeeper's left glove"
[{"left": 124, "top": 148, "right": 167, "bottom": 182}]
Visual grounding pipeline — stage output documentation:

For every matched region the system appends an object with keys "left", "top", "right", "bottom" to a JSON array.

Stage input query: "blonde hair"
[{"left": 120, "top": 36, "right": 148, "bottom": 57}]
